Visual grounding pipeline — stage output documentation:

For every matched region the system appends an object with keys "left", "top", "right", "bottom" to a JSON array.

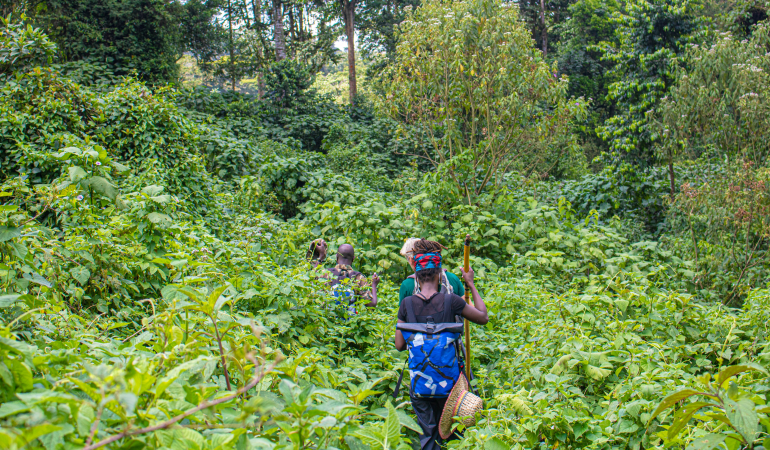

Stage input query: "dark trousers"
[{"left": 412, "top": 396, "right": 459, "bottom": 450}]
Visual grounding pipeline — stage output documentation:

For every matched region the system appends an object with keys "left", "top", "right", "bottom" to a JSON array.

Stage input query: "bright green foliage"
[
  {"left": 598, "top": 0, "right": 701, "bottom": 165},
  {"left": 0, "top": 69, "right": 223, "bottom": 214},
  {"left": 658, "top": 22, "right": 770, "bottom": 165},
  {"left": 648, "top": 364, "right": 769, "bottom": 448},
  {"left": 0, "top": 15, "right": 56, "bottom": 79},
  {"left": 2, "top": 9, "right": 770, "bottom": 450},
  {"left": 451, "top": 278, "right": 770, "bottom": 449},
  {"left": 386, "top": 0, "right": 586, "bottom": 205}
]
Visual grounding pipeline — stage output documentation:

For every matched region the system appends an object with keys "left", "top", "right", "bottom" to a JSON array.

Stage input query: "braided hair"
[
  {"left": 413, "top": 239, "right": 447, "bottom": 254},
  {"left": 413, "top": 239, "right": 446, "bottom": 284}
]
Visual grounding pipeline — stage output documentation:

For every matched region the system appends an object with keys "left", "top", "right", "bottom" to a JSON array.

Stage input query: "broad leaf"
[
  {"left": 724, "top": 397, "right": 757, "bottom": 443},
  {"left": 69, "top": 266, "right": 90, "bottom": 285},
  {"left": 81, "top": 176, "right": 117, "bottom": 200},
  {"left": 668, "top": 402, "right": 716, "bottom": 439},
  {"left": 649, "top": 390, "right": 701, "bottom": 423},
  {"left": 0, "top": 226, "right": 22, "bottom": 242},
  {"left": 686, "top": 433, "right": 727, "bottom": 450},
  {"left": 715, "top": 365, "right": 768, "bottom": 387}
]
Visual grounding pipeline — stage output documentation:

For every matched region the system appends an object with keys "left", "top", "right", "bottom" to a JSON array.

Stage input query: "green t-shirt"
[{"left": 398, "top": 271, "right": 465, "bottom": 305}]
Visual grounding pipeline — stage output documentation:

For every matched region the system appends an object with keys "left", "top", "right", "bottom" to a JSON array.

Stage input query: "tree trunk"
[
  {"left": 539, "top": 0, "right": 547, "bottom": 58},
  {"left": 668, "top": 153, "right": 676, "bottom": 199},
  {"left": 289, "top": 7, "right": 295, "bottom": 41},
  {"left": 252, "top": 0, "right": 265, "bottom": 98},
  {"left": 299, "top": 6, "right": 305, "bottom": 40},
  {"left": 228, "top": 0, "right": 236, "bottom": 91},
  {"left": 273, "top": 0, "right": 286, "bottom": 61},
  {"left": 342, "top": 0, "right": 357, "bottom": 103}
]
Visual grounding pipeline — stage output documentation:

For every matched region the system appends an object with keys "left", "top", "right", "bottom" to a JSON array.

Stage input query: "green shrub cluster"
[{"left": 1, "top": 11, "right": 770, "bottom": 450}]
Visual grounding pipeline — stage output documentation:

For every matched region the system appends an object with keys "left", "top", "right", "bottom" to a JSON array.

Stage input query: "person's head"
[
  {"left": 413, "top": 239, "right": 446, "bottom": 287},
  {"left": 336, "top": 243, "right": 355, "bottom": 265},
  {"left": 306, "top": 239, "right": 327, "bottom": 262},
  {"left": 400, "top": 237, "right": 420, "bottom": 270}
]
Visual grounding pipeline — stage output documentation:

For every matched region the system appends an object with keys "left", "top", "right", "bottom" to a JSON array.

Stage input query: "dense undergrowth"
[{"left": 2, "top": 7, "right": 770, "bottom": 450}]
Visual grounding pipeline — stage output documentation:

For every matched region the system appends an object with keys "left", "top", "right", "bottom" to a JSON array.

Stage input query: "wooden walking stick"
[{"left": 463, "top": 234, "right": 471, "bottom": 381}]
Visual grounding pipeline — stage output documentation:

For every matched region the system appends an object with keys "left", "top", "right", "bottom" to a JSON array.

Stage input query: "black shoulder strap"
[
  {"left": 441, "top": 293, "right": 454, "bottom": 323},
  {"left": 404, "top": 296, "right": 417, "bottom": 323},
  {"left": 392, "top": 359, "right": 407, "bottom": 399}
]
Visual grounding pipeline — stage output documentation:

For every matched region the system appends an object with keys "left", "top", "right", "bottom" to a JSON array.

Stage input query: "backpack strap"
[
  {"left": 441, "top": 292, "right": 454, "bottom": 323},
  {"left": 392, "top": 359, "right": 407, "bottom": 399},
  {"left": 404, "top": 296, "right": 418, "bottom": 324}
]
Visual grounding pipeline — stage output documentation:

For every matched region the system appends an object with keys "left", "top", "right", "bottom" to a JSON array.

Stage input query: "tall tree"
[
  {"left": 517, "top": 0, "right": 573, "bottom": 59},
  {"left": 556, "top": 0, "right": 620, "bottom": 159},
  {"left": 386, "top": 0, "right": 586, "bottom": 204},
  {"left": 357, "top": 0, "right": 420, "bottom": 59},
  {"left": 273, "top": 0, "right": 287, "bottom": 60},
  {"left": 339, "top": 0, "right": 357, "bottom": 102}
]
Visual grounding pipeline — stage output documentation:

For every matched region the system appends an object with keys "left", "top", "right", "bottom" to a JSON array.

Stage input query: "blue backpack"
[{"left": 396, "top": 294, "right": 463, "bottom": 398}]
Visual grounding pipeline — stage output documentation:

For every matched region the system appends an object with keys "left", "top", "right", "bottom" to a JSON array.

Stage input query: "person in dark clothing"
[
  {"left": 320, "top": 243, "right": 380, "bottom": 309},
  {"left": 394, "top": 239, "right": 488, "bottom": 450}
]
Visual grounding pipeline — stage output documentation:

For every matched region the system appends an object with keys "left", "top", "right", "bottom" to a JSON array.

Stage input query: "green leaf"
[
  {"left": 585, "top": 364, "right": 611, "bottom": 380},
  {"left": 0, "top": 401, "right": 29, "bottom": 419},
  {"left": 0, "top": 336, "right": 35, "bottom": 358},
  {"left": 208, "top": 285, "right": 229, "bottom": 310},
  {"left": 485, "top": 437, "right": 511, "bottom": 450},
  {"left": 668, "top": 402, "right": 715, "bottom": 439},
  {"left": 385, "top": 402, "right": 401, "bottom": 447},
  {"left": 111, "top": 161, "right": 130, "bottom": 173},
  {"left": 69, "top": 266, "right": 91, "bottom": 285},
  {"left": 68, "top": 166, "right": 87, "bottom": 183},
  {"left": 344, "top": 436, "right": 368, "bottom": 450},
  {"left": 150, "top": 194, "right": 173, "bottom": 204},
  {"left": 141, "top": 185, "right": 165, "bottom": 197},
  {"left": 715, "top": 365, "right": 768, "bottom": 386},
  {"left": 550, "top": 354, "right": 572, "bottom": 375},
  {"left": 81, "top": 176, "right": 117, "bottom": 200},
  {"left": 25, "top": 272, "right": 51, "bottom": 288},
  {"left": 648, "top": 390, "right": 700, "bottom": 424},
  {"left": 0, "top": 226, "right": 22, "bottom": 242},
  {"left": 370, "top": 408, "right": 422, "bottom": 433},
  {"left": 14, "top": 424, "right": 61, "bottom": 448},
  {"left": 146, "top": 212, "right": 172, "bottom": 224},
  {"left": 724, "top": 397, "right": 757, "bottom": 443},
  {"left": 686, "top": 433, "right": 726, "bottom": 450},
  {"left": 0, "top": 294, "right": 21, "bottom": 308}
]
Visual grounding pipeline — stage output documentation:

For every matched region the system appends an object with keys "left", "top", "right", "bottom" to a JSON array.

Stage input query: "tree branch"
[{"left": 82, "top": 356, "right": 280, "bottom": 450}]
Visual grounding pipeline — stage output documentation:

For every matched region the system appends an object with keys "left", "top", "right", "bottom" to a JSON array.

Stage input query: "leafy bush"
[
  {"left": 658, "top": 22, "right": 770, "bottom": 166},
  {"left": 0, "top": 16, "right": 56, "bottom": 79},
  {"left": 386, "top": 0, "right": 587, "bottom": 204},
  {"left": 29, "top": 0, "right": 186, "bottom": 83},
  {"left": 665, "top": 160, "right": 770, "bottom": 305}
]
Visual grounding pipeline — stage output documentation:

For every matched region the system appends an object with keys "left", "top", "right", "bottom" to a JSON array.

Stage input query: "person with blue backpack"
[
  {"left": 320, "top": 243, "right": 379, "bottom": 314},
  {"left": 394, "top": 239, "right": 488, "bottom": 450}
]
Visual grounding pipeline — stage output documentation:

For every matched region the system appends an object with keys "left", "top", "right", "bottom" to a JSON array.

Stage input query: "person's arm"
[
  {"left": 395, "top": 319, "right": 407, "bottom": 351},
  {"left": 460, "top": 267, "right": 488, "bottom": 325},
  {"left": 362, "top": 273, "right": 379, "bottom": 307}
]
